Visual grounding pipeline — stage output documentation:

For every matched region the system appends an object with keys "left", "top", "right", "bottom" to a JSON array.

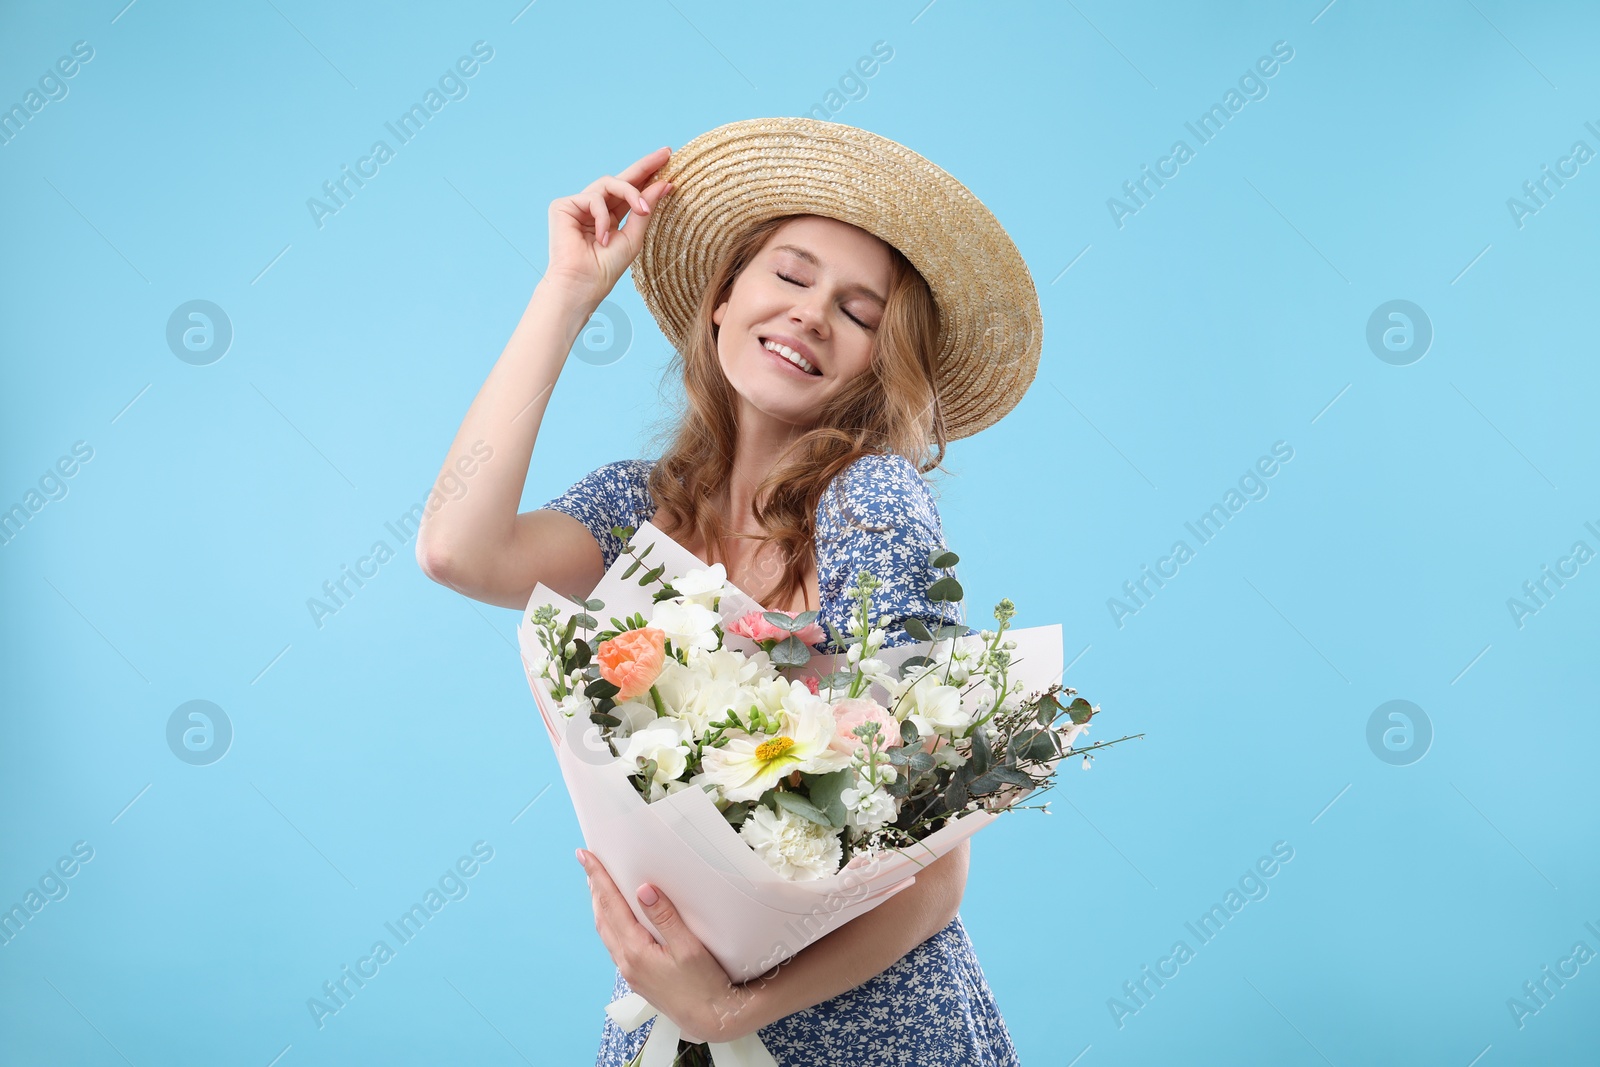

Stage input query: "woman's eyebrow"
[{"left": 771, "top": 244, "right": 887, "bottom": 305}]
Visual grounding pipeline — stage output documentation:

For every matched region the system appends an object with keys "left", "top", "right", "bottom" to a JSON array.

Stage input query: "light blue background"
[{"left": 3, "top": 1, "right": 1596, "bottom": 1064}]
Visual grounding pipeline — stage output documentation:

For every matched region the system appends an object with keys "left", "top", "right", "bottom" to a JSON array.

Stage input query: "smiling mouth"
[{"left": 760, "top": 338, "right": 822, "bottom": 376}]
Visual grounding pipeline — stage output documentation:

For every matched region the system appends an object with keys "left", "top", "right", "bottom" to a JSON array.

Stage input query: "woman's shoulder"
[
  {"left": 819, "top": 451, "right": 946, "bottom": 536},
  {"left": 538, "top": 457, "right": 656, "bottom": 527},
  {"left": 560, "top": 458, "right": 656, "bottom": 498}
]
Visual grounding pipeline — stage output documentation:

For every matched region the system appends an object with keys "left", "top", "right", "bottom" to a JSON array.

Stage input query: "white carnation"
[{"left": 738, "top": 804, "right": 844, "bottom": 881}]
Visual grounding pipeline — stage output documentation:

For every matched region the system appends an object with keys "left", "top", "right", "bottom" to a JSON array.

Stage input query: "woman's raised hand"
[{"left": 543, "top": 146, "right": 674, "bottom": 310}]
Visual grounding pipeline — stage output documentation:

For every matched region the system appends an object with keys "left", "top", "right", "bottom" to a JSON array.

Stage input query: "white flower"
[
  {"left": 617, "top": 717, "right": 692, "bottom": 785},
  {"left": 650, "top": 599, "right": 722, "bottom": 653},
  {"left": 555, "top": 691, "right": 594, "bottom": 719},
  {"left": 839, "top": 779, "right": 898, "bottom": 834},
  {"left": 855, "top": 656, "right": 894, "bottom": 686},
  {"left": 609, "top": 696, "right": 659, "bottom": 736},
  {"left": 673, "top": 564, "right": 730, "bottom": 610},
  {"left": 926, "top": 635, "right": 985, "bottom": 686},
  {"left": 743, "top": 675, "right": 796, "bottom": 721},
  {"left": 700, "top": 689, "right": 852, "bottom": 802},
  {"left": 845, "top": 628, "right": 887, "bottom": 664},
  {"left": 888, "top": 673, "right": 968, "bottom": 736},
  {"left": 739, "top": 804, "right": 843, "bottom": 881},
  {"left": 644, "top": 657, "right": 738, "bottom": 734}
]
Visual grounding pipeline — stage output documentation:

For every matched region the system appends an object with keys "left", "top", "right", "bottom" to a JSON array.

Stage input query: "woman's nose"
[{"left": 788, "top": 295, "right": 828, "bottom": 336}]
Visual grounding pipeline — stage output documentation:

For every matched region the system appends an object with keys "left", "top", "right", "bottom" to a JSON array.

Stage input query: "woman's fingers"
[
  {"left": 580, "top": 850, "right": 652, "bottom": 957},
  {"left": 584, "top": 192, "right": 612, "bottom": 247},
  {"left": 616, "top": 146, "right": 671, "bottom": 190},
  {"left": 633, "top": 882, "right": 694, "bottom": 951},
  {"left": 593, "top": 175, "right": 650, "bottom": 232}
]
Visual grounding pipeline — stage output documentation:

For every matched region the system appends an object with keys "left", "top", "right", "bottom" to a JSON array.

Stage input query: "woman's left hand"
[{"left": 576, "top": 847, "right": 745, "bottom": 1044}]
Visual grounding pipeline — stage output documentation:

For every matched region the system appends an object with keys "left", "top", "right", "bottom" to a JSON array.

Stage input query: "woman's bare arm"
[
  {"left": 415, "top": 148, "right": 674, "bottom": 609},
  {"left": 414, "top": 283, "right": 604, "bottom": 609}
]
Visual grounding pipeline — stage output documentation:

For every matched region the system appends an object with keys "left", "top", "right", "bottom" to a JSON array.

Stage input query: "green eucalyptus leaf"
[
  {"left": 622, "top": 560, "right": 641, "bottom": 579},
  {"left": 641, "top": 564, "right": 666, "bottom": 585},
  {"left": 799, "top": 770, "right": 852, "bottom": 829},
  {"left": 771, "top": 790, "right": 833, "bottom": 828},
  {"left": 762, "top": 611, "right": 800, "bottom": 632},
  {"left": 928, "top": 549, "right": 960, "bottom": 569},
  {"left": 902, "top": 617, "right": 935, "bottom": 642},
  {"left": 1009, "top": 728, "right": 1058, "bottom": 763},
  {"left": 585, "top": 677, "right": 620, "bottom": 700},
  {"left": 968, "top": 771, "right": 1002, "bottom": 794},
  {"left": 900, "top": 719, "right": 920, "bottom": 746},
  {"left": 946, "top": 773, "right": 968, "bottom": 809},
  {"left": 571, "top": 639, "right": 592, "bottom": 670},
  {"left": 907, "top": 751, "right": 935, "bottom": 775},
  {"left": 827, "top": 670, "right": 856, "bottom": 690},
  {"left": 824, "top": 619, "right": 850, "bottom": 651},
  {"left": 792, "top": 610, "right": 819, "bottom": 628},
  {"left": 770, "top": 635, "right": 813, "bottom": 668},
  {"left": 970, "top": 725, "right": 992, "bottom": 775},
  {"left": 1069, "top": 697, "right": 1094, "bottom": 725},
  {"left": 590, "top": 711, "right": 621, "bottom": 727},
  {"left": 573, "top": 613, "right": 598, "bottom": 630},
  {"left": 989, "top": 766, "right": 1036, "bottom": 787},
  {"left": 926, "top": 576, "right": 964, "bottom": 603}
]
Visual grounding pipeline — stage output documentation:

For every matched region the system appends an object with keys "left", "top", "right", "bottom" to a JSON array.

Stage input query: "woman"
[{"left": 417, "top": 118, "right": 1042, "bottom": 1065}]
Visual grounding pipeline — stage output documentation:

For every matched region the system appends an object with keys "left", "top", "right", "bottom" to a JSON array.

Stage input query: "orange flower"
[{"left": 596, "top": 627, "right": 667, "bottom": 703}]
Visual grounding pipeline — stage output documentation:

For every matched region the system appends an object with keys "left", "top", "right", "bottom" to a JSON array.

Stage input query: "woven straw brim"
[{"left": 631, "top": 117, "right": 1042, "bottom": 441}]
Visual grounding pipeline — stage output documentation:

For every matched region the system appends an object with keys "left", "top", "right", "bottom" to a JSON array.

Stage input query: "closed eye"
[{"left": 777, "top": 272, "right": 873, "bottom": 329}]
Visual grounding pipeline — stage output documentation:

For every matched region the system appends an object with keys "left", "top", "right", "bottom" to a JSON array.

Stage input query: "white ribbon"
[{"left": 606, "top": 991, "right": 779, "bottom": 1067}]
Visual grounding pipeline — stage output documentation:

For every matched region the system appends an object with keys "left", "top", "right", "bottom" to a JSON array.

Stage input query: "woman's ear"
[{"left": 712, "top": 300, "right": 727, "bottom": 327}]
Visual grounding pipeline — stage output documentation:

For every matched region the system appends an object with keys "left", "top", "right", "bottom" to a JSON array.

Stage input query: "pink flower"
[
  {"left": 803, "top": 675, "right": 821, "bottom": 696},
  {"left": 828, "top": 697, "right": 903, "bottom": 756},
  {"left": 728, "top": 610, "right": 825, "bottom": 647}
]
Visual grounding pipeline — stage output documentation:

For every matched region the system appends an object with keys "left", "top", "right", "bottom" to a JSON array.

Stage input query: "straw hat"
[{"left": 630, "top": 117, "right": 1042, "bottom": 441}]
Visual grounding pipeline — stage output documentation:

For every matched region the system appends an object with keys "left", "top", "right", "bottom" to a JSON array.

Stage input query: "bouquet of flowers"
[
  {"left": 525, "top": 534, "right": 1133, "bottom": 883},
  {"left": 518, "top": 519, "right": 1137, "bottom": 1063}
]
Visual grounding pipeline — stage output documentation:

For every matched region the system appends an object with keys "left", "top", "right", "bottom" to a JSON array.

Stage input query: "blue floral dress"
[{"left": 539, "top": 452, "right": 1021, "bottom": 1067}]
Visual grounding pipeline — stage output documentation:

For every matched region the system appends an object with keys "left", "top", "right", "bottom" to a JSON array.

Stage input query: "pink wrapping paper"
[{"left": 518, "top": 519, "right": 1063, "bottom": 983}]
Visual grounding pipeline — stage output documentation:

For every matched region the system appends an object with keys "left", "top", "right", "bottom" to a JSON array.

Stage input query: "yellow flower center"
[{"left": 755, "top": 736, "right": 796, "bottom": 762}]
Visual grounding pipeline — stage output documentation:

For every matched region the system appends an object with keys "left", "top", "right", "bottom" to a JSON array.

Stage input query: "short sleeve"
[
  {"left": 538, "top": 459, "right": 657, "bottom": 572},
  {"left": 814, "top": 453, "right": 969, "bottom": 653}
]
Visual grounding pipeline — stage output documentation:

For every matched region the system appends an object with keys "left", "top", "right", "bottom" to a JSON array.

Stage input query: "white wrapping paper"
[{"left": 518, "top": 519, "right": 1064, "bottom": 983}]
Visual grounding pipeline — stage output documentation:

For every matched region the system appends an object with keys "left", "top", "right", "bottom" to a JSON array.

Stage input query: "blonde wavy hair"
[{"left": 643, "top": 214, "right": 947, "bottom": 611}]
